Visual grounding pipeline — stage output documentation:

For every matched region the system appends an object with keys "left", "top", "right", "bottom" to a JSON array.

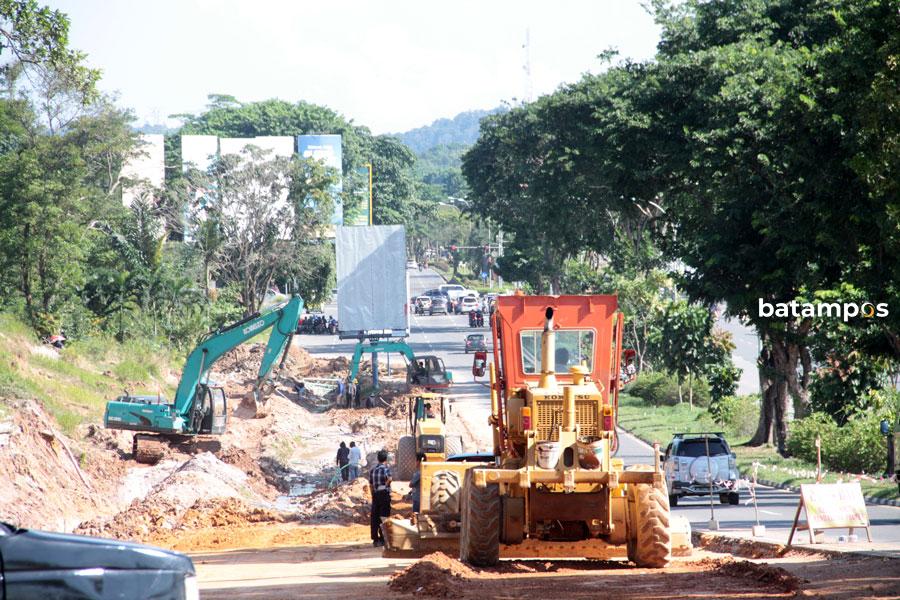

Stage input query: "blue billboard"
[{"left": 297, "top": 134, "right": 343, "bottom": 226}]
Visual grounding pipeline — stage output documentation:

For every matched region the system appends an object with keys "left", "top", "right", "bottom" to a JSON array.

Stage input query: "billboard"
[
  {"left": 336, "top": 225, "right": 408, "bottom": 337},
  {"left": 180, "top": 135, "right": 219, "bottom": 172},
  {"left": 297, "top": 134, "right": 343, "bottom": 225},
  {"left": 121, "top": 134, "right": 165, "bottom": 207}
]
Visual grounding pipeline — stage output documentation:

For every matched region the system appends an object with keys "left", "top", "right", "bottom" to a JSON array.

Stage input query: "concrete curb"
[{"left": 619, "top": 427, "right": 900, "bottom": 508}]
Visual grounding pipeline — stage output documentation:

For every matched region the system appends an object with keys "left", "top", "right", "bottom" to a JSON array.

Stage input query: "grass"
[
  {"left": 617, "top": 394, "right": 899, "bottom": 500},
  {"left": 0, "top": 313, "right": 180, "bottom": 436}
]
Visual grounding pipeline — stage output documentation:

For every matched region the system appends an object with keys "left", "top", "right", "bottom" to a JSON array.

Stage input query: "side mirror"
[
  {"left": 731, "top": 452, "right": 737, "bottom": 459},
  {"left": 881, "top": 419, "right": 891, "bottom": 436}
]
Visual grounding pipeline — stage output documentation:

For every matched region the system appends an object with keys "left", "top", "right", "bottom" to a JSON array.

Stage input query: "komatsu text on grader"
[{"left": 384, "top": 294, "right": 682, "bottom": 567}]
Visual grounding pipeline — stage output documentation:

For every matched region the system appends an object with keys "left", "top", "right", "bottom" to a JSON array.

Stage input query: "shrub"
[
  {"left": 710, "top": 394, "right": 759, "bottom": 438},
  {"left": 786, "top": 412, "right": 838, "bottom": 463},
  {"left": 625, "top": 371, "right": 710, "bottom": 407},
  {"left": 788, "top": 412, "right": 887, "bottom": 474}
]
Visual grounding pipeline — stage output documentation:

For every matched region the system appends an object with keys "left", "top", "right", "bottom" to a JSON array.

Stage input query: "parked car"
[
  {"left": 429, "top": 296, "right": 448, "bottom": 315},
  {"left": 0, "top": 521, "right": 198, "bottom": 599},
  {"left": 663, "top": 432, "right": 740, "bottom": 506},
  {"left": 464, "top": 333, "right": 487, "bottom": 353}
]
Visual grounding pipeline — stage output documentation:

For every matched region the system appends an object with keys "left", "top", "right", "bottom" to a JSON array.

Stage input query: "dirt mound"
[
  {"left": 388, "top": 552, "right": 475, "bottom": 597},
  {"left": 0, "top": 399, "right": 126, "bottom": 531},
  {"left": 715, "top": 558, "right": 801, "bottom": 593},
  {"left": 693, "top": 532, "right": 819, "bottom": 559},
  {"left": 78, "top": 496, "right": 283, "bottom": 543},
  {"left": 217, "top": 446, "right": 278, "bottom": 498},
  {"left": 178, "top": 497, "right": 282, "bottom": 529},
  {"left": 291, "top": 478, "right": 372, "bottom": 524},
  {"left": 76, "top": 452, "right": 265, "bottom": 541},
  {"left": 212, "top": 343, "right": 349, "bottom": 383}
]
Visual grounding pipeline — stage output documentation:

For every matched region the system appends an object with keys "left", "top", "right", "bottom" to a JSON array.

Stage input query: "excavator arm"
[
  {"left": 104, "top": 295, "right": 303, "bottom": 437},
  {"left": 171, "top": 295, "right": 304, "bottom": 419}
]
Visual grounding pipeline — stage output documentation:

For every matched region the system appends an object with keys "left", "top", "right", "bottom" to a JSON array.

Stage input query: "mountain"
[{"left": 395, "top": 107, "right": 506, "bottom": 155}]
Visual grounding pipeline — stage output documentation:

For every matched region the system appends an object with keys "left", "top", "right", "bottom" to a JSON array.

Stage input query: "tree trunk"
[
  {"left": 677, "top": 381, "right": 683, "bottom": 404},
  {"left": 748, "top": 330, "right": 808, "bottom": 455},
  {"left": 749, "top": 344, "right": 775, "bottom": 446}
]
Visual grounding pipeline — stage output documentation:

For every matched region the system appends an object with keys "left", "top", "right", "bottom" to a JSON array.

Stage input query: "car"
[
  {"left": 458, "top": 296, "right": 479, "bottom": 314},
  {"left": 663, "top": 432, "right": 740, "bottom": 506},
  {"left": 0, "top": 521, "right": 198, "bottom": 599},
  {"left": 464, "top": 333, "right": 487, "bottom": 353},
  {"left": 407, "top": 259, "right": 417, "bottom": 269},
  {"left": 429, "top": 296, "right": 448, "bottom": 315},
  {"left": 439, "top": 284, "right": 466, "bottom": 301}
]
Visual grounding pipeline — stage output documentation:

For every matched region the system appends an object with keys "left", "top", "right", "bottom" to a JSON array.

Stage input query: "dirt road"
[{"left": 187, "top": 532, "right": 900, "bottom": 599}]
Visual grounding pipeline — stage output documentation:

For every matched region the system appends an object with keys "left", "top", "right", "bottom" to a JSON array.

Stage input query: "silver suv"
[{"left": 663, "top": 432, "right": 740, "bottom": 506}]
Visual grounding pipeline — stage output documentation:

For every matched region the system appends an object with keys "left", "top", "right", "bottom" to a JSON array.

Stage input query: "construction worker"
[
  {"left": 369, "top": 450, "right": 392, "bottom": 547},
  {"left": 348, "top": 441, "right": 362, "bottom": 479},
  {"left": 425, "top": 403, "right": 436, "bottom": 419},
  {"left": 336, "top": 441, "right": 350, "bottom": 482}
]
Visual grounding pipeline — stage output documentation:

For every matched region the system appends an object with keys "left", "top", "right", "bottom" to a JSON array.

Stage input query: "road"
[{"left": 296, "top": 266, "right": 900, "bottom": 553}]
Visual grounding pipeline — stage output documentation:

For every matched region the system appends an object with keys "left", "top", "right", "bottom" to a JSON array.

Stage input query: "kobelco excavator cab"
[
  {"left": 394, "top": 393, "right": 463, "bottom": 480},
  {"left": 458, "top": 294, "right": 673, "bottom": 568}
]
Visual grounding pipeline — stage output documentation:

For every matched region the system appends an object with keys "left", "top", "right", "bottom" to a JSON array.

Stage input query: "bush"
[
  {"left": 625, "top": 371, "right": 710, "bottom": 407},
  {"left": 710, "top": 394, "right": 759, "bottom": 438},
  {"left": 788, "top": 412, "right": 887, "bottom": 474}
]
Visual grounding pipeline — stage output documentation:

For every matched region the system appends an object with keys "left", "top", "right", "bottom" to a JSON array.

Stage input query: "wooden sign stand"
[{"left": 787, "top": 483, "right": 872, "bottom": 547}]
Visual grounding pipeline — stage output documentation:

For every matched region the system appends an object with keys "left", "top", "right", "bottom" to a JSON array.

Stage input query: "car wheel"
[
  {"left": 728, "top": 492, "right": 740, "bottom": 505},
  {"left": 718, "top": 493, "right": 729, "bottom": 505},
  {"left": 668, "top": 494, "right": 678, "bottom": 507}
]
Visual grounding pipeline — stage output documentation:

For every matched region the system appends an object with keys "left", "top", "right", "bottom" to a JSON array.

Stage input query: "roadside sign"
[{"left": 788, "top": 482, "right": 871, "bottom": 545}]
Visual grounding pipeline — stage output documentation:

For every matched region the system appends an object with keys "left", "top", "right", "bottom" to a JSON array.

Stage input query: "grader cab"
[{"left": 384, "top": 294, "right": 684, "bottom": 567}]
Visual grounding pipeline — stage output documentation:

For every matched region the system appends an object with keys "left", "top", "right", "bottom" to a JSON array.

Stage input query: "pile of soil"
[
  {"left": 693, "top": 532, "right": 819, "bottom": 559},
  {"left": 291, "top": 478, "right": 372, "bottom": 524},
  {"left": 77, "top": 497, "right": 283, "bottom": 543},
  {"left": 714, "top": 558, "right": 801, "bottom": 593},
  {"left": 0, "top": 399, "right": 126, "bottom": 531},
  {"left": 75, "top": 452, "right": 265, "bottom": 541},
  {"left": 389, "top": 552, "right": 475, "bottom": 597}
]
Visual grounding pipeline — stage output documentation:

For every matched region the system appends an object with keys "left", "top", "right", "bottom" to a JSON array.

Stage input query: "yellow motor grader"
[{"left": 383, "top": 294, "right": 688, "bottom": 567}]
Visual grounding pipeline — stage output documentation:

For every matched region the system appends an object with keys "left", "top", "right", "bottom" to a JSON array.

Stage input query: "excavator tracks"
[{"left": 132, "top": 434, "right": 168, "bottom": 465}]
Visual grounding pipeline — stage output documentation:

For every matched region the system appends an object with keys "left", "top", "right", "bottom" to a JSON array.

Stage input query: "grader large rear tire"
[
  {"left": 626, "top": 479, "right": 672, "bottom": 568},
  {"left": 394, "top": 436, "right": 417, "bottom": 481},
  {"left": 444, "top": 435, "right": 463, "bottom": 458},
  {"left": 459, "top": 469, "right": 500, "bottom": 566},
  {"left": 430, "top": 470, "right": 462, "bottom": 514}
]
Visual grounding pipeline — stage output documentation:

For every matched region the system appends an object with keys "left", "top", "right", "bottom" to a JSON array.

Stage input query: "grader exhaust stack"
[{"left": 539, "top": 307, "right": 557, "bottom": 390}]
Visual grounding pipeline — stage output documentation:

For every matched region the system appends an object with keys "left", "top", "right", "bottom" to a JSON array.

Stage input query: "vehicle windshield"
[
  {"left": 468, "top": 335, "right": 483, "bottom": 341},
  {"left": 520, "top": 329, "right": 595, "bottom": 374},
  {"left": 675, "top": 439, "right": 728, "bottom": 457}
]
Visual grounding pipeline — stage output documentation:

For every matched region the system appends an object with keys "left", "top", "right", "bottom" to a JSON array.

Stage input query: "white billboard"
[
  {"left": 336, "top": 225, "right": 409, "bottom": 337},
  {"left": 121, "top": 134, "right": 165, "bottom": 207}
]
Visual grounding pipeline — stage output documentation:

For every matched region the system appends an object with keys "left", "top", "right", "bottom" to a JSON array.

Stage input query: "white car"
[
  {"left": 439, "top": 284, "right": 466, "bottom": 301},
  {"left": 459, "top": 296, "right": 479, "bottom": 313},
  {"left": 663, "top": 432, "right": 740, "bottom": 506}
]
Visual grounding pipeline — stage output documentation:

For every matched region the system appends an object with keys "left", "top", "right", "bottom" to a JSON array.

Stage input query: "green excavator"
[{"left": 104, "top": 295, "right": 303, "bottom": 463}]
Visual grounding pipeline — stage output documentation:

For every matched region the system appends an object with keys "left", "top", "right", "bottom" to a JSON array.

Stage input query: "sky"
[{"left": 47, "top": 0, "right": 661, "bottom": 134}]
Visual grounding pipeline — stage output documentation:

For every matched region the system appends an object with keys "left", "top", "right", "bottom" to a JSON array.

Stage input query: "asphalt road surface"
[{"left": 296, "top": 266, "right": 900, "bottom": 554}]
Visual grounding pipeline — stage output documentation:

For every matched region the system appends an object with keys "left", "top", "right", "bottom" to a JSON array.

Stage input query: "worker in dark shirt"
[
  {"left": 368, "top": 450, "right": 392, "bottom": 547},
  {"left": 336, "top": 441, "right": 350, "bottom": 482}
]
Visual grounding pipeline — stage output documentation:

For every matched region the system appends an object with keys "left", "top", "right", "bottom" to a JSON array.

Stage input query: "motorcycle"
[{"left": 468, "top": 311, "right": 478, "bottom": 328}]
